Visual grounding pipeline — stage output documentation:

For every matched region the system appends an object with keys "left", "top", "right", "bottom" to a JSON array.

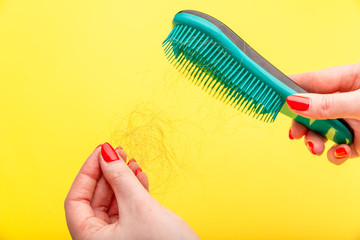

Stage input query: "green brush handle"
[{"left": 280, "top": 104, "right": 353, "bottom": 144}]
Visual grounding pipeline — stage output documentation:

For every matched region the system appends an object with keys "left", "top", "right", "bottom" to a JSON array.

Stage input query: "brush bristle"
[{"left": 162, "top": 24, "right": 285, "bottom": 122}]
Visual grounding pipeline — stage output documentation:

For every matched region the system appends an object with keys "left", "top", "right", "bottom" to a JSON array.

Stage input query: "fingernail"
[
  {"left": 95, "top": 144, "right": 103, "bottom": 150},
  {"left": 307, "top": 141, "right": 315, "bottom": 155},
  {"left": 335, "top": 147, "right": 347, "bottom": 159},
  {"left": 286, "top": 95, "right": 310, "bottom": 111},
  {"left": 289, "top": 129, "right": 294, "bottom": 140},
  {"left": 135, "top": 167, "right": 142, "bottom": 175},
  {"left": 127, "top": 158, "right": 136, "bottom": 165},
  {"left": 101, "top": 142, "right": 120, "bottom": 162},
  {"left": 115, "top": 146, "right": 123, "bottom": 151}
]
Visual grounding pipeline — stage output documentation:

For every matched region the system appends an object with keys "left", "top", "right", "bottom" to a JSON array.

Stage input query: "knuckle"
[
  {"left": 64, "top": 194, "right": 71, "bottom": 209},
  {"left": 354, "top": 62, "right": 360, "bottom": 78},
  {"left": 348, "top": 63, "right": 360, "bottom": 89},
  {"left": 318, "top": 94, "right": 333, "bottom": 118},
  {"left": 64, "top": 198, "right": 68, "bottom": 209},
  {"left": 106, "top": 168, "right": 131, "bottom": 184},
  {"left": 94, "top": 204, "right": 109, "bottom": 213}
]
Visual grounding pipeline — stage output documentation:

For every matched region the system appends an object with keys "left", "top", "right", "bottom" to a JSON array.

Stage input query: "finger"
[
  {"left": 286, "top": 90, "right": 360, "bottom": 119},
  {"left": 90, "top": 175, "right": 113, "bottom": 223},
  {"left": 327, "top": 144, "right": 352, "bottom": 165},
  {"left": 127, "top": 158, "right": 139, "bottom": 174},
  {"left": 289, "top": 63, "right": 360, "bottom": 93},
  {"left": 127, "top": 159, "right": 149, "bottom": 191},
  {"left": 115, "top": 146, "right": 127, "bottom": 162},
  {"left": 96, "top": 146, "right": 126, "bottom": 223},
  {"left": 107, "top": 196, "right": 119, "bottom": 224},
  {"left": 304, "top": 131, "right": 326, "bottom": 156},
  {"left": 65, "top": 145, "right": 106, "bottom": 238},
  {"left": 99, "top": 142, "right": 148, "bottom": 211},
  {"left": 136, "top": 169, "right": 149, "bottom": 192},
  {"left": 289, "top": 120, "right": 308, "bottom": 139},
  {"left": 100, "top": 146, "right": 126, "bottom": 223}
]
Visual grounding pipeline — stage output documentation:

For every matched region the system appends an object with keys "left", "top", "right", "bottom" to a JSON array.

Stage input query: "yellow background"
[{"left": 1, "top": 0, "right": 360, "bottom": 239}]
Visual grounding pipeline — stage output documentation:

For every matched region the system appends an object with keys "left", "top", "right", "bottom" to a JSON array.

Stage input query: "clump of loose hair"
[{"left": 111, "top": 106, "right": 189, "bottom": 195}]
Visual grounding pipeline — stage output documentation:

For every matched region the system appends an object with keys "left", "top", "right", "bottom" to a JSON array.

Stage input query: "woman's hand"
[
  {"left": 287, "top": 63, "right": 360, "bottom": 165},
  {"left": 65, "top": 142, "right": 200, "bottom": 240}
]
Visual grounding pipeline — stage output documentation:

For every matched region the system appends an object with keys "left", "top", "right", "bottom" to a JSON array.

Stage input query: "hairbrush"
[{"left": 162, "top": 10, "right": 353, "bottom": 144}]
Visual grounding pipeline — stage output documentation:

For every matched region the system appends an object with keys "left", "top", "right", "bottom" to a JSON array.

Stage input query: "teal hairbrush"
[{"left": 162, "top": 10, "right": 353, "bottom": 145}]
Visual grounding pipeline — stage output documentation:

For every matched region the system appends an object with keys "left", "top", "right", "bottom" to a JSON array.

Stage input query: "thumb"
[
  {"left": 99, "top": 142, "right": 146, "bottom": 204},
  {"left": 286, "top": 90, "right": 360, "bottom": 119}
]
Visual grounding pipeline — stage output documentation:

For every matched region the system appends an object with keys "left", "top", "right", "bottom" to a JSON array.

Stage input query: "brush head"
[{"left": 162, "top": 11, "right": 299, "bottom": 122}]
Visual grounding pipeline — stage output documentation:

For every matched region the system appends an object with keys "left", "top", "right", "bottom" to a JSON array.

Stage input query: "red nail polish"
[
  {"left": 307, "top": 141, "right": 315, "bottom": 154},
  {"left": 127, "top": 158, "right": 136, "bottom": 165},
  {"left": 335, "top": 147, "right": 347, "bottom": 159},
  {"left": 101, "top": 142, "right": 120, "bottom": 162},
  {"left": 286, "top": 95, "right": 310, "bottom": 111},
  {"left": 135, "top": 167, "right": 142, "bottom": 175},
  {"left": 115, "top": 146, "right": 123, "bottom": 151},
  {"left": 289, "top": 129, "right": 294, "bottom": 140}
]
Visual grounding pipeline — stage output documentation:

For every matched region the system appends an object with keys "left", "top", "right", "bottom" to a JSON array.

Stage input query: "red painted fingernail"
[
  {"left": 115, "top": 146, "right": 123, "bottom": 151},
  {"left": 135, "top": 167, "right": 142, "bottom": 175},
  {"left": 286, "top": 95, "right": 310, "bottom": 111},
  {"left": 307, "top": 141, "right": 315, "bottom": 155},
  {"left": 127, "top": 158, "right": 136, "bottom": 165},
  {"left": 101, "top": 142, "right": 119, "bottom": 162},
  {"left": 289, "top": 129, "right": 294, "bottom": 140},
  {"left": 335, "top": 147, "right": 347, "bottom": 159},
  {"left": 95, "top": 144, "right": 103, "bottom": 150}
]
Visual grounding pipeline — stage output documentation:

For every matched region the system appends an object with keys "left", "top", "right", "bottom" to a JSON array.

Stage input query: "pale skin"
[
  {"left": 65, "top": 145, "right": 200, "bottom": 240},
  {"left": 65, "top": 63, "right": 360, "bottom": 239},
  {"left": 289, "top": 62, "right": 360, "bottom": 165}
]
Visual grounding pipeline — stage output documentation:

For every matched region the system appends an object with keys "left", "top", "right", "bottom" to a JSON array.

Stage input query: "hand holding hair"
[
  {"left": 65, "top": 142, "right": 200, "bottom": 240},
  {"left": 287, "top": 63, "right": 360, "bottom": 165}
]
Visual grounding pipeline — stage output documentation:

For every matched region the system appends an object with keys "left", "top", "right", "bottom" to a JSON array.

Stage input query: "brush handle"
[{"left": 280, "top": 104, "right": 353, "bottom": 145}]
